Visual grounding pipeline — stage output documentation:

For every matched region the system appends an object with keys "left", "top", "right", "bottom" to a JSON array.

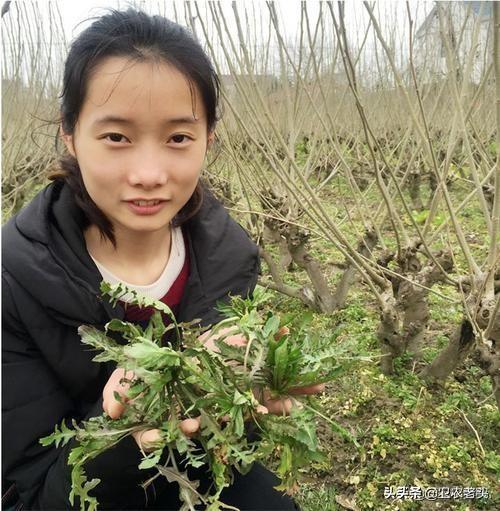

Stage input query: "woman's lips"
[{"left": 125, "top": 200, "right": 168, "bottom": 215}]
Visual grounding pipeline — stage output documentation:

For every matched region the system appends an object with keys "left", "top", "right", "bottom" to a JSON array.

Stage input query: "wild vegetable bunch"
[{"left": 40, "top": 282, "right": 358, "bottom": 511}]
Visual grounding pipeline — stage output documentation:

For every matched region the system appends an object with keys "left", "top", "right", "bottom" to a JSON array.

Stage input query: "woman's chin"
[{"left": 111, "top": 215, "right": 175, "bottom": 236}]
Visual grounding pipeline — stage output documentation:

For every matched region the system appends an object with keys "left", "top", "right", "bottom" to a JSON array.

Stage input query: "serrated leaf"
[
  {"left": 101, "top": 281, "right": 175, "bottom": 319},
  {"left": 78, "top": 325, "right": 122, "bottom": 363},
  {"left": 156, "top": 465, "right": 204, "bottom": 510},
  {"left": 138, "top": 451, "right": 162, "bottom": 470},
  {"left": 272, "top": 339, "right": 289, "bottom": 390},
  {"left": 232, "top": 390, "right": 247, "bottom": 406},
  {"left": 123, "top": 339, "right": 180, "bottom": 369},
  {"left": 150, "top": 311, "right": 169, "bottom": 342},
  {"left": 294, "top": 420, "right": 317, "bottom": 451},
  {"left": 105, "top": 318, "right": 142, "bottom": 339},
  {"left": 329, "top": 420, "right": 360, "bottom": 448},
  {"left": 230, "top": 406, "right": 245, "bottom": 437},
  {"left": 213, "top": 338, "right": 246, "bottom": 363},
  {"left": 68, "top": 446, "right": 85, "bottom": 465},
  {"left": 39, "top": 420, "right": 76, "bottom": 448},
  {"left": 277, "top": 443, "right": 292, "bottom": 478},
  {"left": 69, "top": 464, "right": 100, "bottom": 511},
  {"left": 262, "top": 315, "right": 280, "bottom": 339},
  {"left": 143, "top": 320, "right": 154, "bottom": 341},
  {"left": 248, "top": 341, "right": 267, "bottom": 380},
  {"left": 44, "top": 283, "right": 354, "bottom": 511}
]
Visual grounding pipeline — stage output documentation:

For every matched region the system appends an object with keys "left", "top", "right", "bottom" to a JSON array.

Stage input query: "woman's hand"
[
  {"left": 257, "top": 383, "right": 325, "bottom": 415},
  {"left": 102, "top": 367, "right": 201, "bottom": 452},
  {"left": 102, "top": 367, "right": 136, "bottom": 420},
  {"left": 199, "top": 325, "right": 247, "bottom": 355},
  {"left": 102, "top": 327, "right": 325, "bottom": 452},
  {"left": 202, "top": 326, "right": 326, "bottom": 415}
]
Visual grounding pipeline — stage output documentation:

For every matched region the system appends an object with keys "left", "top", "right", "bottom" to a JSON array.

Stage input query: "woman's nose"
[{"left": 127, "top": 148, "right": 168, "bottom": 189}]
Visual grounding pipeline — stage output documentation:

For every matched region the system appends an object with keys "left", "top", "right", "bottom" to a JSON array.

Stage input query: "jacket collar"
[{"left": 3, "top": 181, "right": 259, "bottom": 328}]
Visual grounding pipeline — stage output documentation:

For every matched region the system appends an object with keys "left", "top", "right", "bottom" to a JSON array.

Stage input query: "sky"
[
  {"left": 58, "top": 0, "right": 320, "bottom": 41},
  {"left": 54, "top": 0, "right": 434, "bottom": 45},
  {"left": 1, "top": 0, "right": 435, "bottom": 84}
]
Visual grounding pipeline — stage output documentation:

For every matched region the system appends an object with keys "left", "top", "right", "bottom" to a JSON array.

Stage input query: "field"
[
  {"left": 2, "top": 1, "right": 499, "bottom": 510},
  {"left": 213, "top": 163, "right": 499, "bottom": 510}
]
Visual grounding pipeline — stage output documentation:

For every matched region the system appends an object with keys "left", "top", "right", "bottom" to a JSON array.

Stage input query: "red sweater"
[{"left": 120, "top": 238, "right": 190, "bottom": 326}]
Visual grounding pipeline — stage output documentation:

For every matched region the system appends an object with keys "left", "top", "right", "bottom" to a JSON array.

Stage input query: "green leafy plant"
[
  {"left": 412, "top": 209, "right": 445, "bottom": 226},
  {"left": 40, "top": 283, "right": 359, "bottom": 511}
]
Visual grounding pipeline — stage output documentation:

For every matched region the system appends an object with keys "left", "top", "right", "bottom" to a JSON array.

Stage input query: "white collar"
[{"left": 90, "top": 226, "right": 185, "bottom": 301}]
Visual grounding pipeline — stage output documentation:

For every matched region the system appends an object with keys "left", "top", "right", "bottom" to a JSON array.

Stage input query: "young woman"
[{"left": 2, "top": 9, "right": 322, "bottom": 510}]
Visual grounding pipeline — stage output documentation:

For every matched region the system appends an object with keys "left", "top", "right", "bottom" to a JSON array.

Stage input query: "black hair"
[{"left": 50, "top": 8, "right": 220, "bottom": 247}]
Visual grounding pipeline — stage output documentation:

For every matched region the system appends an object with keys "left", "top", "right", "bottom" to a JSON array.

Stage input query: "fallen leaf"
[
  {"left": 348, "top": 475, "right": 360, "bottom": 485},
  {"left": 335, "top": 494, "right": 360, "bottom": 511}
]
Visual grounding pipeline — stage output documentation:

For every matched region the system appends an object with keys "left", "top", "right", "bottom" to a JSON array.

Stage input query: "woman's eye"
[
  {"left": 170, "top": 134, "right": 190, "bottom": 144},
  {"left": 105, "top": 133, "right": 128, "bottom": 143}
]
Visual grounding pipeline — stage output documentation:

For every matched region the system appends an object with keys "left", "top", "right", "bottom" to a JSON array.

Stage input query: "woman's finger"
[
  {"left": 287, "top": 383, "right": 326, "bottom": 395},
  {"left": 132, "top": 428, "right": 162, "bottom": 452},
  {"left": 102, "top": 368, "right": 135, "bottom": 419},
  {"left": 200, "top": 326, "right": 244, "bottom": 353},
  {"left": 274, "top": 326, "right": 290, "bottom": 340},
  {"left": 256, "top": 404, "right": 269, "bottom": 415},
  {"left": 266, "top": 396, "right": 293, "bottom": 415},
  {"left": 133, "top": 417, "right": 202, "bottom": 452},
  {"left": 259, "top": 384, "right": 321, "bottom": 416},
  {"left": 180, "top": 416, "right": 201, "bottom": 437},
  {"left": 223, "top": 333, "right": 247, "bottom": 348}
]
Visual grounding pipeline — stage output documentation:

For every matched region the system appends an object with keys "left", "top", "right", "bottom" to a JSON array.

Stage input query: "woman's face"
[{"left": 62, "top": 56, "right": 212, "bottom": 237}]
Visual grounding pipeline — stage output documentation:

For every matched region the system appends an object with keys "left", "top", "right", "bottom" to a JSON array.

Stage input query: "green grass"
[
  {"left": 248, "top": 163, "right": 497, "bottom": 509},
  {"left": 4, "top": 144, "right": 497, "bottom": 511},
  {"left": 255, "top": 292, "right": 500, "bottom": 511}
]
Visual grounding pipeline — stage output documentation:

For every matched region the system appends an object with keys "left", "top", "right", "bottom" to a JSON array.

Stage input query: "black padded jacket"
[{"left": 2, "top": 181, "right": 260, "bottom": 510}]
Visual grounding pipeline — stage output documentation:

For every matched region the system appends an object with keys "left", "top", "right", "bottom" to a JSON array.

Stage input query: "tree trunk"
[
  {"left": 420, "top": 320, "right": 475, "bottom": 382},
  {"left": 377, "top": 304, "right": 403, "bottom": 375},
  {"left": 474, "top": 343, "right": 500, "bottom": 409},
  {"left": 258, "top": 247, "right": 316, "bottom": 309},
  {"left": 376, "top": 282, "right": 406, "bottom": 375},
  {"left": 399, "top": 282, "right": 428, "bottom": 360},
  {"left": 399, "top": 250, "right": 453, "bottom": 360},
  {"left": 263, "top": 223, "right": 293, "bottom": 269},
  {"left": 408, "top": 170, "right": 424, "bottom": 211},
  {"left": 286, "top": 226, "right": 336, "bottom": 313},
  {"left": 376, "top": 247, "right": 453, "bottom": 373},
  {"left": 332, "top": 230, "right": 378, "bottom": 309}
]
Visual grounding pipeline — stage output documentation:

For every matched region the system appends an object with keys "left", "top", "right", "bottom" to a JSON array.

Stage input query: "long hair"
[{"left": 51, "top": 8, "right": 219, "bottom": 246}]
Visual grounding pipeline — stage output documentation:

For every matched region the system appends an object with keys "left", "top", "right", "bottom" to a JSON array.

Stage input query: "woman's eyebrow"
[
  {"left": 92, "top": 115, "right": 200, "bottom": 127},
  {"left": 92, "top": 115, "right": 132, "bottom": 127}
]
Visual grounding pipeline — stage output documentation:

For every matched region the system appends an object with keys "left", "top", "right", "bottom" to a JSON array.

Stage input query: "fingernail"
[{"left": 256, "top": 405, "right": 269, "bottom": 414}]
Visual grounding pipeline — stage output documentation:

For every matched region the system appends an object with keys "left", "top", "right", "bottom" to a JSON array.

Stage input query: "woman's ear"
[{"left": 60, "top": 125, "right": 76, "bottom": 158}]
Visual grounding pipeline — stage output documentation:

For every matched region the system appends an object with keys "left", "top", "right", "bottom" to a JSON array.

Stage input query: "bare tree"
[{"left": 2, "top": 0, "right": 498, "bottom": 405}]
